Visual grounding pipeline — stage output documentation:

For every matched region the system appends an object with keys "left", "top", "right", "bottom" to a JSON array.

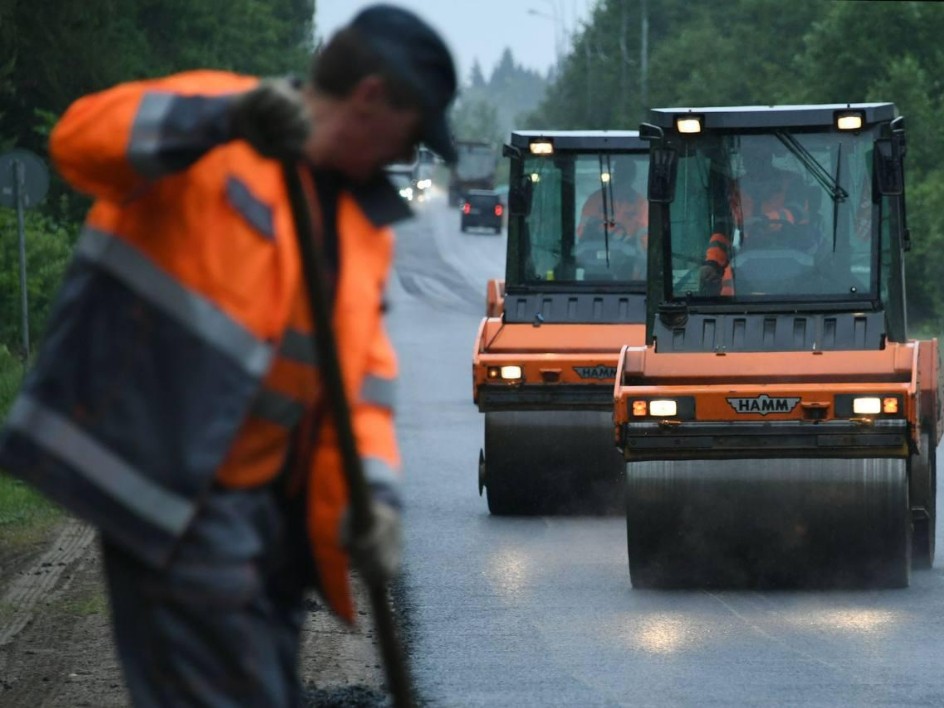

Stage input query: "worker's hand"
[
  {"left": 230, "top": 77, "right": 311, "bottom": 159},
  {"left": 699, "top": 261, "right": 723, "bottom": 295},
  {"left": 580, "top": 218, "right": 629, "bottom": 244},
  {"left": 343, "top": 500, "right": 402, "bottom": 585}
]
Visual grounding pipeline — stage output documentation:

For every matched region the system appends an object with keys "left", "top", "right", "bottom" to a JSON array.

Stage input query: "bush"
[
  {"left": 0, "top": 345, "right": 57, "bottom": 535},
  {"left": 0, "top": 199, "right": 75, "bottom": 357},
  {"left": 0, "top": 344, "right": 22, "bottom": 417}
]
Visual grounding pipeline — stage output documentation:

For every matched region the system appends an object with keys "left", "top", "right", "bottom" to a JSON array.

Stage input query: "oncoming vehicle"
[
  {"left": 613, "top": 104, "right": 941, "bottom": 588},
  {"left": 473, "top": 131, "right": 649, "bottom": 514},
  {"left": 449, "top": 140, "right": 498, "bottom": 205},
  {"left": 461, "top": 190, "right": 504, "bottom": 233},
  {"left": 387, "top": 147, "right": 435, "bottom": 202},
  {"left": 414, "top": 146, "right": 435, "bottom": 201},
  {"left": 387, "top": 168, "right": 415, "bottom": 202}
]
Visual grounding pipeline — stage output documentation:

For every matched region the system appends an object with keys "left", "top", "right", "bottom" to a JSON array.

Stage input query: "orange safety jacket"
[
  {"left": 576, "top": 188, "right": 649, "bottom": 246},
  {"left": 0, "top": 70, "right": 407, "bottom": 622},
  {"left": 704, "top": 175, "right": 806, "bottom": 296}
]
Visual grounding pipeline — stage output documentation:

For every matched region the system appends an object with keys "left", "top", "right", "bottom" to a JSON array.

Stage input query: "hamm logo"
[
  {"left": 573, "top": 365, "right": 618, "bottom": 380},
  {"left": 727, "top": 394, "right": 801, "bottom": 415}
]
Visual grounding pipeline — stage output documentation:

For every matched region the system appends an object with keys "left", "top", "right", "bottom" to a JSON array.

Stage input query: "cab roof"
[
  {"left": 509, "top": 130, "right": 646, "bottom": 151},
  {"left": 648, "top": 103, "right": 897, "bottom": 130}
]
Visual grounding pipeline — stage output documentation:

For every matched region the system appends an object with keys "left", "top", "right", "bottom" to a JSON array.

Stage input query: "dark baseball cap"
[{"left": 350, "top": 4, "right": 458, "bottom": 164}]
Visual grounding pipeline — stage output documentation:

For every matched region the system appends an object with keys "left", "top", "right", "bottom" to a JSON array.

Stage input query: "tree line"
[
  {"left": 4, "top": 1, "right": 944, "bottom": 343},
  {"left": 528, "top": 0, "right": 944, "bottom": 332},
  {"left": 450, "top": 48, "right": 548, "bottom": 145}
]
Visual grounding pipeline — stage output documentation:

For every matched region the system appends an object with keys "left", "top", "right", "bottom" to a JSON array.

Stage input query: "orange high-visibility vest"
[
  {"left": 705, "top": 174, "right": 808, "bottom": 296},
  {"left": 0, "top": 70, "right": 405, "bottom": 621},
  {"left": 577, "top": 188, "right": 649, "bottom": 246}
]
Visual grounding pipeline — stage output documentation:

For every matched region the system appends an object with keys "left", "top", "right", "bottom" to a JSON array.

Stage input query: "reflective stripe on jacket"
[
  {"left": 704, "top": 175, "right": 806, "bottom": 297},
  {"left": 0, "top": 70, "right": 407, "bottom": 622}
]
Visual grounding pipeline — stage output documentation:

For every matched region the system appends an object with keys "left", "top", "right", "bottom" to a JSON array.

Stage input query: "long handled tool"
[{"left": 282, "top": 162, "right": 414, "bottom": 707}]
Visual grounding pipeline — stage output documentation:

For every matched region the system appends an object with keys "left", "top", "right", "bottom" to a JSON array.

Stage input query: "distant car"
[
  {"left": 460, "top": 190, "right": 504, "bottom": 233},
  {"left": 413, "top": 176, "right": 433, "bottom": 202},
  {"left": 388, "top": 172, "right": 415, "bottom": 202}
]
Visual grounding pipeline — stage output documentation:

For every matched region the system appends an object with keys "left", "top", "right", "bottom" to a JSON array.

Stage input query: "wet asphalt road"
[{"left": 387, "top": 192, "right": 944, "bottom": 707}]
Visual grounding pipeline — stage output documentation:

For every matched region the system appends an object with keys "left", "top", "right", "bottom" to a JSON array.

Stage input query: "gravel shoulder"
[{"left": 0, "top": 518, "right": 387, "bottom": 707}]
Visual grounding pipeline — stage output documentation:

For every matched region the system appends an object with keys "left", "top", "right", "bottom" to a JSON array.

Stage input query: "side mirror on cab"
[
  {"left": 508, "top": 175, "right": 534, "bottom": 217},
  {"left": 874, "top": 137, "right": 903, "bottom": 196},
  {"left": 648, "top": 147, "right": 678, "bottom": 204}
]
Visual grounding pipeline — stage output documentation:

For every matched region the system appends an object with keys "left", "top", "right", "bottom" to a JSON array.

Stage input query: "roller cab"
[
  {"left": 473, "top": 131, "right": 649, "bottom": 514},
  {"left": 614, "top": 104, "right": 941, "bottom": 587}
]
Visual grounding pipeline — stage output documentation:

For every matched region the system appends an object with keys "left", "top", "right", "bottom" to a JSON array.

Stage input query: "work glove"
[
  {"left": 342, "top": 500, "right": 402, "bottom": 586},
  {"left": 582, "top": 217, "right": 627, "bottom": 243},
  {"left": 229, "top": 77, "right": 311, "bottom": 159},
  {"left": 699, "top": 260, "right": 724, "bottom": 295}
]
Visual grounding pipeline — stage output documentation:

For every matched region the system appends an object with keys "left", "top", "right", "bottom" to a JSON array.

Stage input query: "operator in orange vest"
[
  {"left": 577, "top": 155, "right": 648, "bottom": 247},
  {"left": 0, "top": 5, "right": 456, "bottom": 705},
  {"left": 700, "top": 142, "right": 810, "bottom": 295}
]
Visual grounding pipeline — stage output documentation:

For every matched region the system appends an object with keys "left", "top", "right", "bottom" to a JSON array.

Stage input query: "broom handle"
[{"left": 281, "top": 162, "right": 414, "bottom": 708}]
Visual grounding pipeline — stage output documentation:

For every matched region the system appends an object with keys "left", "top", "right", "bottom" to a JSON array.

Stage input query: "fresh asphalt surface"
[{"left": 387, "top": 191, "right": 944, "bottom": 708}]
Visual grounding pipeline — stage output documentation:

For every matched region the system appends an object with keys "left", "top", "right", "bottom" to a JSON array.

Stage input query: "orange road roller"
[
  {"left": 473, "top": 131, "right": 649, "bottom": 514},
  {"left": 613, "top": 104, "right": 941, "bottom": 587}
]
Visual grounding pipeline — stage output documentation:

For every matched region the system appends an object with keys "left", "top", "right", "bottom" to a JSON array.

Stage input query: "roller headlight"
[
  {"left": 835, "top": 111, "right": 864, "bottom": 131},
  {"left": 500, "top": 365, "right": 523, "bottom": 380},
  {"left": 675, "top": 115, "right": 703, "bottom": 134},
  {"left": 852, "top": 396, "right": 881, "bottom": 415},
  {"left": 649, "top": 400, "right": 678, "bottom": 417},
  {"left": 629, "top": 397, "right": 694, "bottom": 419}
]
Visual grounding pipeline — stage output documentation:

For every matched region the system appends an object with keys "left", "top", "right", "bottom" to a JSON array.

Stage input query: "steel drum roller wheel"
[
  {"left": 484, "top": 410, "right": 624, "bottom": 515},
  {"left": 625, "top": 458, "right": 911, "bottom": 589},
  {"left": 911, "top": 430, "right": 937, "bottom": 569}
]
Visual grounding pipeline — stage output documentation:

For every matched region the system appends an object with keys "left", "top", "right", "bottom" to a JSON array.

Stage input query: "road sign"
[
  {"left": 0, "top": 149, "right": 49, "bottom": 209},
  {"left": 0, "top": 148, "right": 49, "bottom": 360}
]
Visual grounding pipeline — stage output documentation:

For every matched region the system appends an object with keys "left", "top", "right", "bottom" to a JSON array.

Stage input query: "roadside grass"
[
  {"left": 0, "top": 600, "right": 14, "bottom": 623},
  {"left": 0, "top": 475, "right": 62, "bottom": 545},
  {"left": 0, "top": 349, "right": 62, "bottom": 547},
  {"left": 53, "top": 586, "right": 109, "bottom": 617}
]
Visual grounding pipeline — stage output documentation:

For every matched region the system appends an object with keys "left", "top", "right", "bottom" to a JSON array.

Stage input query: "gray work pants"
[{"left": 102, "top": 483, "right": 315, "bottom": 708}]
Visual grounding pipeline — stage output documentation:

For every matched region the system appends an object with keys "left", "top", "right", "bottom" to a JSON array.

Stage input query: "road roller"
[
  {"left": 613, "top": 104, "right": 941, "bottom": 588},
  {"left": 473, "top": 131, "right": 649, "bottom": 514}
]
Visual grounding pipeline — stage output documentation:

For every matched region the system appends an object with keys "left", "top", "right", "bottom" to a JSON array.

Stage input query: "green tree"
[
  {"left": 0, "top": 0, "right": 317, "bottom": 351},
  {"left": 1, "top": 0, "right": 314, "bottom": 159},
  {"left": 527, "top": 0, "right": 694, "bottom": 129},
  {"left": 648, "top": 0, "right": 820, "bottom": 109},
  {"left": 450, "top": 97, "right": 502, "bottom": 144},
  {"left": 138, "top": 0, "right": 312, "bottom": 76},
  {"left": 469, "top": 60, "right": 486, "bottom": 89},
  {"left": 456, "top": 47, "right": 547, "bottom": 143},
  {"left": 795, "top": 2, "right": 944, "bottom": 331},
  {"left": 534, "top": 0, "right": 944, "bottom": 332}
]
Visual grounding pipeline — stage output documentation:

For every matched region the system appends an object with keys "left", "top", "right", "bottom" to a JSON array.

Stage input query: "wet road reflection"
[{"left": 390, "top": 197, "right": 944, "bottom": 707}]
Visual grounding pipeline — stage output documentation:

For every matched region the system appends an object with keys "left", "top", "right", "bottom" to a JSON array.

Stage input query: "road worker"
[
  {"left": 577, "top": 154, "right": 648, "bottom": 247},
  {"left": 701, "top": 140, "right": 812, "bottom": 295},
  {"left": 0, "top": 4, "right": 456, "bottom": 705},
  {"left": 573, "top": 155, "right": 648, "bottom": 280}
]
